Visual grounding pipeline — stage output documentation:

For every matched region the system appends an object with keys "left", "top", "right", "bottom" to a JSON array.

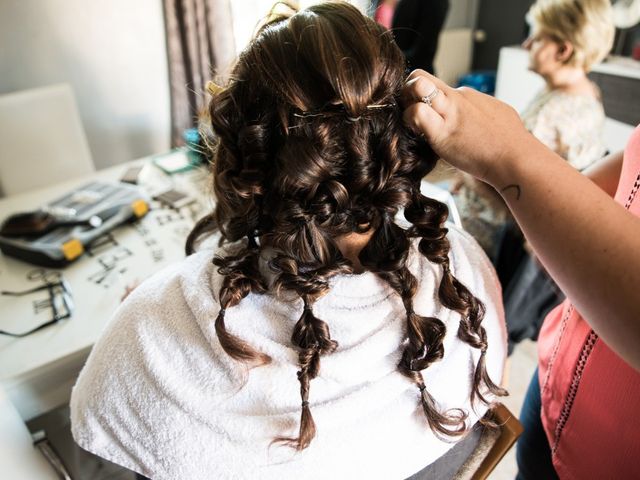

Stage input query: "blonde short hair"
[{"left": 530, "top": 0, "right": 615, "bottom": 71}]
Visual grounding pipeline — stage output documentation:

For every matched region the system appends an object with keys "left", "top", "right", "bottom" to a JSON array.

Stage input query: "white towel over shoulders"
[{"left": 70, "top": 225, "right": 507, "bottom": 480}]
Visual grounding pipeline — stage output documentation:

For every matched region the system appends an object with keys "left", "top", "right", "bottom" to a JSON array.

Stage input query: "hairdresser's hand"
[{"left": 401, "top": 69, "right": 540, "bottom": 186}]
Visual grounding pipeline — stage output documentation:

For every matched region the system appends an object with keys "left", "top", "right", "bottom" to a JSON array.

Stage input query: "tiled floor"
[{"left": 490, "top": 339, "right": 539, "bottom": 479}]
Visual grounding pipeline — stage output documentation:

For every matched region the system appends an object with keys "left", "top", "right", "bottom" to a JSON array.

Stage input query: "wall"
[
  {"left": 0, "top": 0, "right": 171, "bottom": 170},
  {"left": 434, "top": 29, "right": 474, "bottom": 85},
  {"left": 446, "top": 0, "right": 479, "bottom": 29},
  {"left": 436, "top": 0, "right": 480, "bottom": 85}
]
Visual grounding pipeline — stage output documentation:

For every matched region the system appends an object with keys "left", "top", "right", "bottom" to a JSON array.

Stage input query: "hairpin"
[
  {"left": 206, "top": 81, "right": 225, "bottom": 96},
  {"left": 365, "top": 103, "right": 395, "bottom": 109},
  {"left": 293, "top": 112, "right": 325, "bottom": 118},
  {"left": 292, "top": 102, "right": 396, "bottom": 119}
]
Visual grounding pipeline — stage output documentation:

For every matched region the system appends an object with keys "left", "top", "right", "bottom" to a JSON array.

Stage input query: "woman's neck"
[
  {"left": 334, "top": 231, "right": 374, "bottom": 273},
  {"left": 543, "top": 66, "right": 596, "bottom": 97}
]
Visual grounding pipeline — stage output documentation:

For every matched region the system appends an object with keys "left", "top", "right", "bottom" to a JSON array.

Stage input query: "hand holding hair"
[
  {"left": 402, "top": 69, "right": 640, "bottom": 372},
  {"left": 400, "top": 69, "right": 539, "bottom": 187}
]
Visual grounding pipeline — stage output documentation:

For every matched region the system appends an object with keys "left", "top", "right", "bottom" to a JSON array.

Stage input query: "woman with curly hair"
[{"left": 70, "top": 3, "right": 507, "bottom": 479}]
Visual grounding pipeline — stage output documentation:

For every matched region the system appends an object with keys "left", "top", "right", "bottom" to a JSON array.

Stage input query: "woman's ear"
[{"left": 556, "top": 41, "right": 574, "bottom": 64}]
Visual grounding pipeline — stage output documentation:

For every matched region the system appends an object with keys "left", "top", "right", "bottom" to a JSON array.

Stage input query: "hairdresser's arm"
[
  {"left": 402, "top": 70, "right": 640, "bottom": 371},
  {"left": 583, "top": 150, "right": 624, "bottom": 197}
]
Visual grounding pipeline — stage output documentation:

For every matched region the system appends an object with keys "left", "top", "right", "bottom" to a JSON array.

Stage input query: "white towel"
[{"left": 70, "top": 225, "right": 507, "bottom": 480}]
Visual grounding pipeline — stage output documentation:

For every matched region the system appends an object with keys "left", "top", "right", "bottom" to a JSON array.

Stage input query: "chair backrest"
[
  {"left": 0, "top": 84, "right": 94, "bottom": 197},
  {"left": 456, "top": 403, "right": 524, "bottom": 480},
  {"left": 405, "top": 403, "right": 524, "bottom": 480}
]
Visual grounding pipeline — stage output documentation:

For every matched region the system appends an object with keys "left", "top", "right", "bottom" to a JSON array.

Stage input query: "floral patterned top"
[
  {"left": 521, "top": 88, "right": 606, "bottom": 170},
  {"left": 453, "top": 87, "right": 607, "bottom": 259}
]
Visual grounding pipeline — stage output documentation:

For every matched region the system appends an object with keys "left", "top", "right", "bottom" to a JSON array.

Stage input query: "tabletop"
[{"left": 0, "top": 156, "right": 213, "bottom": 419}]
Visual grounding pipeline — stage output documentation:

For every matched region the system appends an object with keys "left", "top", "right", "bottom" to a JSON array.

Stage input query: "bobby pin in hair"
[
  {"left": 293, "top": 112, "right": 325, "bottom": 118},
  {"left": 365, "top": 103, "right": 395, "bottom": 110},
  {"left": 292, "top": 102, "right": 395, "bottom": 119}
]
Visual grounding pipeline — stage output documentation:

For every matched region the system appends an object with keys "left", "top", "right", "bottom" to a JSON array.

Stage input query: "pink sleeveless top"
[{"left": 538, "top": 124, "right": 640, "bottom": 479}]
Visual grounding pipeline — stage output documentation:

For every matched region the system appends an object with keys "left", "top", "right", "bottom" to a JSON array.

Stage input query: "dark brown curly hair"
[{"left": 186, "top": 0, "right": 506, "bottom": 451}]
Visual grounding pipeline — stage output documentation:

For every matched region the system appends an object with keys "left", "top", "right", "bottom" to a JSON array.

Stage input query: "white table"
[{"left": 0, "top": 157, "right": 213, "bottom": 421}]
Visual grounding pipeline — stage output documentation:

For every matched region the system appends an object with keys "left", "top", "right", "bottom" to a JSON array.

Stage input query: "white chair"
[
  {"left": 0, "top": 385, "right": 59, "bottom": 479},
  {"left": 0, "top": 84, "right": 94, "bottom": 197}
]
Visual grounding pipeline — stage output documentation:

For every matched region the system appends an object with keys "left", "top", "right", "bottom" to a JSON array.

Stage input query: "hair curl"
[{"left": 187, "top": 1, "right": 506, "bottom": 451}]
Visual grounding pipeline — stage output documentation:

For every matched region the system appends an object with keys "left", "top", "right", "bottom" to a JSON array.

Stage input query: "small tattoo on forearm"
[{"left": 500, "top": 184, "right": 521, "bottom": 200}]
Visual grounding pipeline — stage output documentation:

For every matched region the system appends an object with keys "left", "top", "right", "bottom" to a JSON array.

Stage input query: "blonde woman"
[
  {"left": 521, "top": 0, "right": 614, "bottom": 168},
  {"left": 453, "top": 0, "right": 615, "bottom": 260}
]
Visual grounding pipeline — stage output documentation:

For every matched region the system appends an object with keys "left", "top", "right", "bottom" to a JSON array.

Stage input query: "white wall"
[
  {"left": 434, "top": 29, "right": 474, "bottom": 85},
  {"left": 0, "top": 0, "right": 171, "bottom": 170}
]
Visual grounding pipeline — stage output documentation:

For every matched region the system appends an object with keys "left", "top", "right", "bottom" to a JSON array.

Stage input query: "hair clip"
[
  {"left": 293, "top": 111, "right": 325, "bottom": 118},
  {"left": 292, "top": 102, "right": 396, "bottom": 120},
  {"left": 206, "top": 81, "right": 225, "bottom": 96},
  {"left": 365, "top": 103, "right": 395, "bottom": 110}
]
